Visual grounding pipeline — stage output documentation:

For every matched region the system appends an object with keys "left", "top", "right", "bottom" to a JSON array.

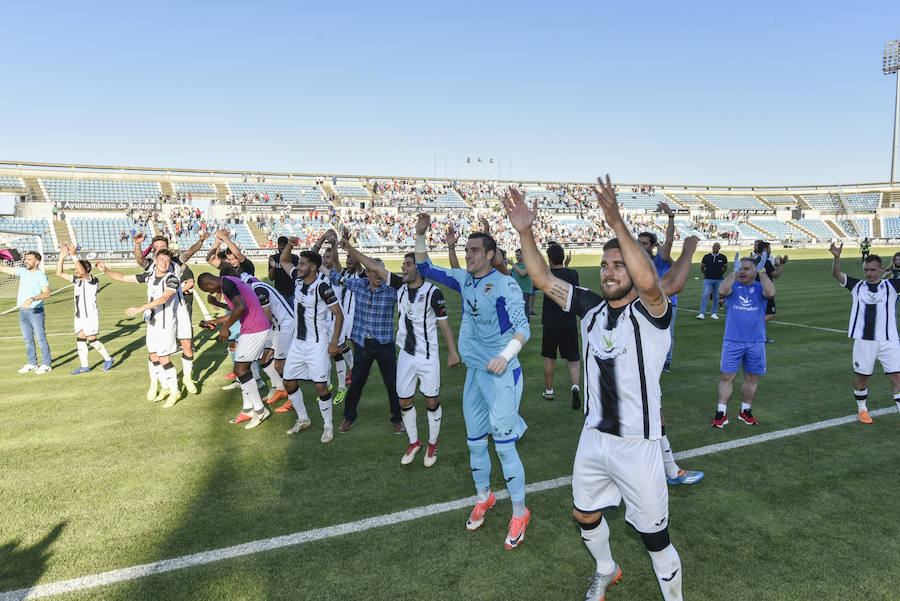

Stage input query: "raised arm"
[
  {"left": 660, "top": 236, "right": 699, "bottom": 297},
  {"left": 133, "top": 232, "right": 150, "bottom": 269},
  {"left": 718, "top": 270, "right": 737, "bottom": 298},
  {"left": 280, "top": 236, "right": 299, "bottom": 274},
  {"left": 758, "top": 266, "right": 776, "bottom": 299},
  {"left": 180, "top": 231, "right": 210, "bottom": 263},
  {"left": 595, "top": 175, "right": 668, "bottom": 316},
  {"left": 340, "top": 230, "right": 389, "bottom": 282},
  {"left": 830, "top": 241, "right": 845, "bottom": 284},
  {"left": 54, "top": 245, "right": 70, "bottom": 282},
  {"left": 657, "top": 202, "right": 675, "bottom": 264},
  {"left": 447, "top": 225, "right": 460, "bottom": 270},
  {"left": 503, "top": 189, "right": 570, "bottom": 310},
  {"left": 206, "top": 237, "right": 222, "bottom": 269},
  {"left": 218, "top": 230, "right": 246, "bottom": 263},
  {"left": 414, "top": 213, "right": 431, "bottom": 264}
]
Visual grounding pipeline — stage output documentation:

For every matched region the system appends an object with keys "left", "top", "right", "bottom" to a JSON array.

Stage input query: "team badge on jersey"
[{"left": 483, "top": 284, "right": 493, "bottom": 295}]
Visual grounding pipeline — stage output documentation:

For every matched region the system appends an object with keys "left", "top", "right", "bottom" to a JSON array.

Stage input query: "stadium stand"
[
  {"left": 702, "top": 195, "right": 769, "bottom": 212},
  {"left": 670, "top": 194, "right": 705, "bottom": 206},
  {"left": 838, "top": 218, "right": 871, "bottom": 238},
  {"left": 881, "top": 217, "right": 900, "bottom": 238},
  {"left": 333, "top": 181, "right": 372, "bottom": 199},
  {"left": 40, "top": 178, "right": 161, "bottom": 203},
  {"left": 0, "top": 217, "right": 53, "bottom": 250},
  {"left": 0, "top": 176, "right": 26, "bottom": 190},
  {"left": 792, "top": 219, "right": 834, "bottom": 240},
  {"left": 226, "top": 182, "right": 326, "bottom": 206},
  {"left": 615, "top": 191, "right": 670, "bottom": 211},
  {"left": 71, "top": 217, "right": 155, "bottom": 251},
  {"left": 762, "top": 195, "right": 798, "bottom": 206},
  {"left": 173, "top": 182, "right": 217, "bottom": 194},
  {"left": 736, "top": 222, "right": 764, "bottom": 239},
  {"left": 748, "top": 218, "right": 807, "bottom": 241}
]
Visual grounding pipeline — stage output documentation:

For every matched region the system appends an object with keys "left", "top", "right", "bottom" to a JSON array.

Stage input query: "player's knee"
[
  {"left": 425, "top": 398, "right": 440, "bottom": 411},
  {"left": 237, "top": 371, "right": 254, "bottom": 384},
  {"left": 283, "top": 380, "right": 299, "bottom": 394},
  {"left": 573, "top": 508, "right": 602, "bottom": 525},
  {"left": 86, "top": 336, "right": 97, "bottom": 342},
  {"left": 314, "top": 382, "right": 328, "bottom": 396},
  {"left": 639, "top": 527, "right": 671, "bottom": 552}
]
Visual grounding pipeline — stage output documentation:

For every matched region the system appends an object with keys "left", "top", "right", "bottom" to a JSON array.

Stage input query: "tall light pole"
[{"left": 885, "top": 40, "right": 900, "bottom": 187}]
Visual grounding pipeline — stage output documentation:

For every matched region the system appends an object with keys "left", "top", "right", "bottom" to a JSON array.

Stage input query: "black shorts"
[
  {"left": 541, "top": 324, "right": 580, "bottom": 361},
  {"left": 765, "top": 297, "right": 776, "bottom": 315}
]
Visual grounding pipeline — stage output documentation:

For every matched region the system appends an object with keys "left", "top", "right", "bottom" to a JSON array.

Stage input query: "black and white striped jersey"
[
  {"left": 70, "top": 274, "right": 100, "bottom": 320},
  {"left": 565, "top": 285, "right": 671, "bottom": 440},
  {"left": 396, "top": 280, "right": 447, "bottom": 360},
  {"left": 134, "top": 270, "right": 181, "bottom": 328},
  {"left": 842, "top": 275, "right": 900, "bottom": 341}
]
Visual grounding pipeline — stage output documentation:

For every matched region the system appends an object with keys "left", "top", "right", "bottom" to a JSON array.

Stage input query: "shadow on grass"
[
  {"left": 0, "top": 521, "right": 66, "bottom": 593},
  {"left": 191, "top": 330, "right": 229, "bottom": 390}
]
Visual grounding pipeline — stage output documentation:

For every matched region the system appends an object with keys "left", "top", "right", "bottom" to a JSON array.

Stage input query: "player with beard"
[
  {"left": 134, "top": 232, "right": 198, "bottom": 394},
  {"left": 98, "top": 250, "right": 183, "bottom": 407},
  {"left": 280, "top": 241, "right": 343, "bottom": 442},
  {"left": 505, "top": 176, "right": 684, "bottom": 601}
]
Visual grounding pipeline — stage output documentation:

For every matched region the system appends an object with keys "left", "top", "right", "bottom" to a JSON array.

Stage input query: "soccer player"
[
  {"left": 505, "top": 176, "right": 684, "bottom": 601},
  {"left": 637, "top": 201, "right": 676, "bottom": 371},
  {"left": 830, "top": 242, "right": 900, "bottom": 423},
  {"left": 279, "top": 240, "right": 343, "bottom": 442},
  {"left": 750, "top": 240, "right": 787, "bottom": 342},
  {"left": 269, "top": 235, "right": 299, "bottom": 304},
  {"left": 711, "top": 254, "right": 775, "bottom": 428},
  {"left": 539, "top": 243, "right": 582, "bottom": 409},
  {"left": 696, "top": 242, "right": 727, "bottom": 320},
  {"left": 414, "top": 213, "right": 532, "bottom": 550},
  {"left": 197, "top": 272, "right": 273, "bottom": 429},
  {"left": 339, "top": 237, "right": 461, "bottom": 467},
  {"left": 318, "top": 231, "right": 363, "bottom": 407},
  {"left": 54, "top": 245, "right": 113, "bottom": 373},
  {"left": 98, "top": 250, "right": 183, "bottom": 407},
  {"left": 205, "top": 229, "right": 255, "bottom": 276},
  {"left": 134, "top": 232, "right": 197, "bottom": 394},
  {"left": 1, "top": 250, "right": 52, "bottom": 374},
  {"left": 237, "top": 273, "right": 295, "bottom": 409}
]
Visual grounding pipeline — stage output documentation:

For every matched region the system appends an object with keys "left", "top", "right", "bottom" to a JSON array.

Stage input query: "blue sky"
[{"left": 3, "top": 1, "right": 899, "bottom": 185}]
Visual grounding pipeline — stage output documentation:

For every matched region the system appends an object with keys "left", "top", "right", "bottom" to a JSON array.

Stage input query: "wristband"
[
  {"left": 499, "top": 338, "right": 523, "bottom": 362},
  {"left": 415, "top": 235, "right": 427, "bottom": 254}
]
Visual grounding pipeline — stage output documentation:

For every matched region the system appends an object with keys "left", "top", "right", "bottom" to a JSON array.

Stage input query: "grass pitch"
[{"left": 1, "top": 249, "right": 899, "bottom": 600}]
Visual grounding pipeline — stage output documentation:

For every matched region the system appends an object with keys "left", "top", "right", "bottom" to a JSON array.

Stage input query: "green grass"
[{"left": 1, "top": 252, "right": 899, "bottom": 600}]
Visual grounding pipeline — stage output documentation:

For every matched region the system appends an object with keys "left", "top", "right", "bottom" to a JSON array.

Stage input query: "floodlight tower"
[{"left": 885, "top": 40, "right": 900, "bottom": 186}]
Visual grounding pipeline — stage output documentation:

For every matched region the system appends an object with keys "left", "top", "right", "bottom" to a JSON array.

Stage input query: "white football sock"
[
  {"left": 401, "top": 405, "right": 418, "bottom": 444},
  {"left": 427, "top": 404, "right": 442, "bottom": 444},
  {"left": 659, "top": 435, "right": 680, "bottom": 479},
  {"left": 649, "top": 544, "right": 683, "bottom": 601},
  {"left": 76, "top": 340, "right": 89, "bottom": 368}
]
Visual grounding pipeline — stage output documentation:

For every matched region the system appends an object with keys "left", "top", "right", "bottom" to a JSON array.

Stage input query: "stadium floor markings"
[
  {"left": 2, "top": 407, "right": 895, "bottom": 601},
  {"left": 677, "top": 308, "right": 845, "bottom": 333}
]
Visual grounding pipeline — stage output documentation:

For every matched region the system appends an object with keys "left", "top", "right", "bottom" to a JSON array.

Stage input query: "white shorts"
[
  {"left": 396, "top": 350, "right": 440, "bottom": 398},
  {"left": 175, "top": 302, "right": 193, "bottom": 340},
  {"left": 339, "top": 313, "right": 354, "bottom": 346},
  {"left": 264, "top": 324, "right": 293, "bottom": 361},
  {"left": 572, "top": 428, "right": 669, "bottom": 534},
  {"left": 146, "top": 323, "right": 177, "bottom": 357},
  {"left": 852, "top": 339, "right": 900, "bottom": 375},
  {"left": 234, "top": 330, "right": 268, "bottom": 363},
  {"left": 74, "top": 315, "right": 99, "bottom": 337},
  {"left": 283, "top": 340, "right": 331, "bottom": 383}
]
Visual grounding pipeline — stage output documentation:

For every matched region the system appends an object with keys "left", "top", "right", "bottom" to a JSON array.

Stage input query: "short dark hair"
[
  {"left": 155, "top": 248, "right": 173, "bottom": 258},
  {"left": 299, "top": 250, "right": 322, "bottom": 269},
  {"left": 197, "top": 272, "right": 220, "bottom": 290},
  {"left": 547, "top": 244, "right": 565, "bottom": 265},
  {"left": 468, "top": 232, "right": 497, "bottom": 257},
  {"left": 151, "top": 235, "right": 169, "bottom": 246},
  {"left": 637, "top": 232, "right": 657, "bottom": 246},
  {"left": 25, "top": 250, "right": 42, "bottom": 262},
  {"left": 404, "top": 252, "right": 416, "bottom": 262},
  {"left": 754, "top": 240, "right": 769, "bottom": 254},
  {"left": 77, "top": 259, "right": 91, "bottom": 274},
  {"left": 277, "top": 236, "right": 288, "bottom": 245},
  {"left": 864, "top": 254, "right": 882, "bottom": 267},
  {"left": 602, "top": 238, "right": 620, "bottom": 251}
]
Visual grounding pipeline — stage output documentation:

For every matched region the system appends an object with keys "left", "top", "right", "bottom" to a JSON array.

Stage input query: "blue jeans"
[
  {"left": 700, "top": 279, "right": 722, "bottom": 316},
  {"left": 19, "top": 307, "right": 51, "bottom": 367},
  {"left": 666, "top": 305, "right": 677, "bottom": 366}
]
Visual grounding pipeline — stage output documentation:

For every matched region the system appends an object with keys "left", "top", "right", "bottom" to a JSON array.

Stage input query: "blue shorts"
[
  {"left": 720, "top": 340, "right": 766, "bottom": 375},
  {"left": 462, "top": 365, "right": 526, "bottom": 442}
]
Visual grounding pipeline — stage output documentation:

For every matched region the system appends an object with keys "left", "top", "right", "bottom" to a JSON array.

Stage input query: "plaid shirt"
[{"left": 330, "top": 270, "right": 397, "bottom": 345}]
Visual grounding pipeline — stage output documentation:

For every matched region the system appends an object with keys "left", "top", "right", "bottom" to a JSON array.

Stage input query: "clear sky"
[{"left": 3, "top": 1, "right": 900, "bottom": 186}]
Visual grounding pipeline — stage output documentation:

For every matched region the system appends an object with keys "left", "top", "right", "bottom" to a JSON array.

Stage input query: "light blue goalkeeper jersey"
[{"left": 417, "top": 259, "right": 530, "bottom": 372}]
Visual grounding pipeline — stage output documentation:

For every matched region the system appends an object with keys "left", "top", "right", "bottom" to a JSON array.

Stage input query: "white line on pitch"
[
  {"left": 1, "top": 407, "right": 894, "bottom": 601},
  {"left": 677, "top": 307, "right": 844, "bottom": 333}
]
